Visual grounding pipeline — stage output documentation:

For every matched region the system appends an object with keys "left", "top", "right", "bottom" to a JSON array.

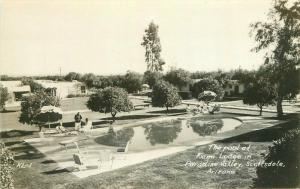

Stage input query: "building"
[
  {"left": 224, "top": 80, "right": 245, "bottom": 96},
  {"left": 0, "top": 80, "right": 31, "bottom": 109},
  {"left": 34, "top": 80, "right": 87, "bottom": 99}
]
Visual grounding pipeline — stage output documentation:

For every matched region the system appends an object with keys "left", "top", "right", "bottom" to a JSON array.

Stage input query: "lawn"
[{"left": 1, "top": 110, "right": 299, "bottom": 189}]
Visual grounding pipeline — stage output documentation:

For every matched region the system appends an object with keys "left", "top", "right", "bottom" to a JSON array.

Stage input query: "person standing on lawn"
[{"left": 74, "top": 112, "right": 82, "bottom": 131}]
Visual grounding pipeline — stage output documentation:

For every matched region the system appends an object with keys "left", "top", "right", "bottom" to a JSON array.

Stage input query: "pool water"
[{"left": 95, "top": 117, "right": 242, "bottom": 152}]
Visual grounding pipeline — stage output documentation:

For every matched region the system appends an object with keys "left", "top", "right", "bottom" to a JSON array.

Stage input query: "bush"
[
  {"left": 66, "top": 94, "right": 87, "bottom": 98},
  {"left": 198, "top": 91, "right": 216, "bottom": 104},
  {"left": 253, "top": 128, "right": 300, "bottom": 188},
  {"left": 178, "top": 91, "right": 192, "bottom": 100},
  {"left": 0, "top": 143, "right": 15, "bottom": 189},
  {"left": 191, "top": 78, "right": 224, "bottom": 100}
]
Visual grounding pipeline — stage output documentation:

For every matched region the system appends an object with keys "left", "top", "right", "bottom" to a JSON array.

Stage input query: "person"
[
  {"left": 80, "top": 118, "right": 93, "bottom": 134},
  {"left": 56, "top": 120, "right": 67, "bottom": 133},
  {"left": 84, "top": 118, "right": 92, "bottom": 130},
  {"left": 74, "top": 112, "right": 82, "bottom": 131}
]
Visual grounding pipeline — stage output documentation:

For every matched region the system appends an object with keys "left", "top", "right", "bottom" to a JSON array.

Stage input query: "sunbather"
[
  {"left": 79, "top": 118, "right": 93, "bottom": 133},
  {"left": 56, "top": 121, "right": 67, "bottom": 133}
]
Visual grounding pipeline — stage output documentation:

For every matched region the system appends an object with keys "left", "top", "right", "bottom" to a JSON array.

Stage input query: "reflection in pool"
[{"left": 95, "top": 117, "right": 242, "bottom": 151}]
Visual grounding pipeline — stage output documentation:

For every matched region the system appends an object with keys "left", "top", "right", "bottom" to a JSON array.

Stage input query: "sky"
[{"left": 0, "top": 0, "right": 273, "bottom": 76}]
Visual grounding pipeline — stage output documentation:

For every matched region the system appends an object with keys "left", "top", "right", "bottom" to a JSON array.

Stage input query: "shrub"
[
  {"left": 198, "top": 91, "right": 216, "bottom": 104},
  {"left": 178, "top": 91, "right": 192, "bottom": 100},
  {"left": 191, "top": 78, "right": 224, "bottom": 100},
  {"left": 253, "top": 128, "right": 300, "bottom": 188},
  {"left": 66, "top": 94, "right": 87, "bottom": 98},
  {"left": 0, "top": 143, "right": 15, "bottom": 189}
]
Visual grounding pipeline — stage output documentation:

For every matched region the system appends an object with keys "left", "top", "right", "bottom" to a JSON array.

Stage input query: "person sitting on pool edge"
[
  {"left": 79, "top": 118, "right": 93, "bottom": 133},
  {"left": 74, "top": 112, "right": 82, "bottom": 131},
  {"left": 56, "top": 120, "right": 67, "bottom": 133}
]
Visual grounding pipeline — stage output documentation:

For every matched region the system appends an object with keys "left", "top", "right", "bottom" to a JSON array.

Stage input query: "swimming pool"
[{"left": 95, "top": 117, "right": 242, "bottom": 152}]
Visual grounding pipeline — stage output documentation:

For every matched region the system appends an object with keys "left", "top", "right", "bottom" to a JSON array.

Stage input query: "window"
[{"left": 81, "top": 86, "right": 86, "bottom": 94}]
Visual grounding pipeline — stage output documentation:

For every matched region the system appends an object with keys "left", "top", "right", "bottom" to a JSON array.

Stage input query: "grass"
[{"left": 1, "top": 110, "right": 299, "bottom": 189}]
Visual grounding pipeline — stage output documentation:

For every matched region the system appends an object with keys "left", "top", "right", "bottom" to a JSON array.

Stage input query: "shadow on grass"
[
  {"left": 0, "top": 130, "right": 35, "bottom": 139},
  {"left": 219, "top": 119, "right": 299, "bottom": 143},
  {"left": 147, "top": 109, "right": 186, "bottom": 114},
  {"left": 4, "top": 141, "right": 23, "bottom": 147},
  {"left": 101, "top": 114, "right": 160, "bottom": 121},
  {"left": 0, "top": 110, "right": 18, "bottom": 113},
  {"left": 9, "top": 142, "right": 46, "bottom": 160},
  {"left": 42, "top": 168, "right": 71, "bottom": 175},
  {"left": 41, "top": 160, "right": 57, "bottom": 164}
]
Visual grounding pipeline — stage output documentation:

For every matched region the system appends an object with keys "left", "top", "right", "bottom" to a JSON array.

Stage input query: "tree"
[
  {"left": 164, "top": 68, "right": 191, "bottom": 90},
  {"left": 152, "top": 81, "right": 181, "bottom": 113},
  {"left": 122, "top": 71, "right": 143, "bottom": 93},
  {"left": 19, "top": 91, "right": 60, "bottom": 131},
  {"left": 243, "top": 77, "right": 276, "bottom": 116},
  {"left": 21, "top": 77, "right": 44, "bottom": 92},
  {"left": 143, "top": 70, "right": 163, "bottom": 89},
  {"left": 64, "top": 72, "right": 82, "bottom": 81},
  {"left": 81, "top": 73, "right": 97, "bottom": 88},
  {"left": 86, "top": 87, "right": 133, "bottom": 123},
  {"left": 191, "top": 78, "right": 224, "bottom": 100},
  {"left": 250, "top": 0, "right": 300, "bottom": 117},
  {"left": 141, "top": 22, "right": 165, "bottom": 72},
  {"left": 0, "top": 85, "right": 9, "bottom": 111},
  {"left": 231, "top": 68, "right": 256, "bottom": 86}
]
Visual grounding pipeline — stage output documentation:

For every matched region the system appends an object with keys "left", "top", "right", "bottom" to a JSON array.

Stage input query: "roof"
[
  {"left": 0, "top": 81, "right": 30, "bottom": 92},
  {"left": 11, "top": 86, "right": 30, "bottom": 92},
  {"left": 34, "top": 80, "right": 85, "bottom": 89}
]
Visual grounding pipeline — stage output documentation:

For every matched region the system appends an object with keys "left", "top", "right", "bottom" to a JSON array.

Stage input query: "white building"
[
  {"left": 34, "top": 80, "right": 87, "bottom": 99},
  {"left": 224, "top": 80, "right": 245, "bottom": 96},
  {"left": 0, "top": 81, "right": 31, "bottom": 108}
]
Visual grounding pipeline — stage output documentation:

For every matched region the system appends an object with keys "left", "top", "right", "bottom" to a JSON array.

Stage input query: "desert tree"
[
  {"left": 141, "top": 22, "right": 165, "bottom": 72},
  {"left": 19, "top": 91, "right": 61, "bottom": 131},
  {"left": 152, "top": 81, "right": 181, "bottom": 113},
  {"left": 86, "top": 87, "right": 133, "bottom": 123},
  {"left": 0, "top": 85, "right": 9, "bottom": 111},
  {"left": 250, "top": 0, "right": 300, "bottom": 117},
  {"left": 143, "top": 70, "right": 163, "bottom": 89},
  {"left": 243, "top": 77, "right": 276, "bottom": 116},
  {"left": 122, "top": 71, "right": 143, "bottom": 93},
  {"left": 164, "top": 68, "right": 191, "bottom": 91}
]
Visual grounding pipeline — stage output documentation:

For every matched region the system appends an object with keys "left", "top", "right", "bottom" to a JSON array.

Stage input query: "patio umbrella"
[
  {"left": 34, "top": 106, "right": 63, "bottom": 129},
  {"left": 203, "top": 91, "right": 217, "bottom": 97}
]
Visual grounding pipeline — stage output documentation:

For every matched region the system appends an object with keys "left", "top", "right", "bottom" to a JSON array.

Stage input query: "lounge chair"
[
  {"left": 113, "top": 141, "right": 130, "bottom": 161},
  {"left": 116, "top": 141, "right": 130, "bottom": 153},
  {"left": 72, "top": 153, "right": 98, "bottom": 171},
  {"left": 99, "top": 150, "right": 113, "bottom": 169}
]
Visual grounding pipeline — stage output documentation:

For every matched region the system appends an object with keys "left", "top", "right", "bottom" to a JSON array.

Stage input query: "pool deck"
[{"left": 24, "top": 114, "right": 287, "bottom": 179}]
